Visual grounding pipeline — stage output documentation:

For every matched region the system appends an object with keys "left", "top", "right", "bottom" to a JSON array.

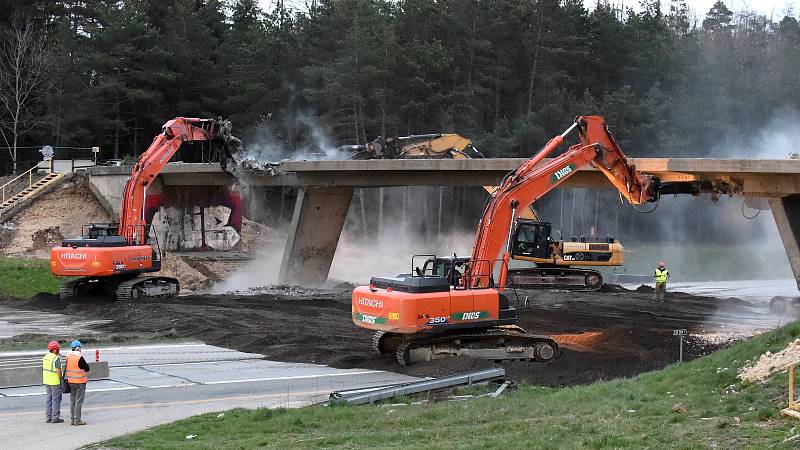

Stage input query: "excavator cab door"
[{"left": 511, "top": 219, "right": 553, "bottom": 260}]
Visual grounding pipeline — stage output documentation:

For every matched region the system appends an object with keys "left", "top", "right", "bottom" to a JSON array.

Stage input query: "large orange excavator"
[
  {"left": 352, "top": 116, "right": 696, "bottom": 365},
  {"left": 51, "top": 117, "right": 242, "bottom": 301}
]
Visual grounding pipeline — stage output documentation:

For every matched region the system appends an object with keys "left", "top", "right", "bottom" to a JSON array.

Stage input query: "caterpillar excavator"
[
  {"left": 352, "top": 115, "right": 697, "bottom": 366},
  {"left": 340, "top": 133, "right": 484, "bottom": 159},
  {"left": 346, "top": 132, "right": 624, "bottom": 291},
  {"left": 50, "top": 117, "right": 242, "bottom": 301}
]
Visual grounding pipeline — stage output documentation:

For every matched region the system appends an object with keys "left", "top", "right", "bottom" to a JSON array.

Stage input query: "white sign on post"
[{"left": 673, "top": 329, "right": 687, "bottom": 362}]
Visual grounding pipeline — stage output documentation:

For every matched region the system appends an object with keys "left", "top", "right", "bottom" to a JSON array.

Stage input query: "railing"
[
  {"left": 0, "top": 158, "right": 54, "bottom": 205},
  {"left": 781, "top": 360, "right": 800, "bottom": 420}
]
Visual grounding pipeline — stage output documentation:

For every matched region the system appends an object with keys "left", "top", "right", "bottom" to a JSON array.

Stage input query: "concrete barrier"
[{"left": 0, "top": 355, "right": 109, "bottom": 388}]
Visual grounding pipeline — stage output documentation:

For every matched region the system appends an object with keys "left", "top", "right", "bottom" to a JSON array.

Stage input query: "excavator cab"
[{"left": 511, "top": 219, "right": 553, "bottom": 260}]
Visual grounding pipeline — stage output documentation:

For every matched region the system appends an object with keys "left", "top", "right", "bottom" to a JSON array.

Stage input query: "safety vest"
[
  {"left": 654, "top": 268, "right": 669, "bottom": 283},
  {"left": 65, "top": 352, "right": 88, "bottom": 384},
  {"left": 42, "top": 352, "right": 60, "bottom": 386}
]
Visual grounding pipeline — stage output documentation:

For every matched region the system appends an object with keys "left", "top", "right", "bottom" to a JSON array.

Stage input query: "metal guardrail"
[{"left": 327, "top": 368, "right": 506, "bottom": 405}]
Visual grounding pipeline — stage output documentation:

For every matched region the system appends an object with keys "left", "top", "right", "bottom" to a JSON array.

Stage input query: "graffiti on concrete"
[{"left": 144, "top": 186, "right": 243, "bottom": 251}]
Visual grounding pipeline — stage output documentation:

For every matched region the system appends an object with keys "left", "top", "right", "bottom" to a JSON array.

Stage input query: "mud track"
[{"left": 2, "top": 284, "right": 777, "bottom": 387}]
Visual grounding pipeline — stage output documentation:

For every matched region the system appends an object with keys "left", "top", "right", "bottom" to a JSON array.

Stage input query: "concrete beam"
[
  {"left": 770, "top": 195, "right": 800, "bottom": 289},
  {"left": 278, "top": 187, "right": 354, "bottom": 286},
  {"left": 0, "top": 360, "right": 109, "bottom": 388}
]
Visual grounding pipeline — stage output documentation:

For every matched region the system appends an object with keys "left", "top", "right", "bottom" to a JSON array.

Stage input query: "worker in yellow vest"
[
  {"left": 653, "top": 261, "right": 670, "bottom": 302},
  {"left": 43, "top": 340, "right": 64, "bottom": 423},
  {"left": 65, "top": 340, "right": 90, "bottom": 426}
]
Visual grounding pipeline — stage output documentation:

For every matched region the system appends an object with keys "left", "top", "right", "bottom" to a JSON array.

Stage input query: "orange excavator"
[
  {"left": 51, "top": 117, "right": 242, "bottom": 301},
  {"left": 352, "top": 115, "right": 696, "bottom": 365}
]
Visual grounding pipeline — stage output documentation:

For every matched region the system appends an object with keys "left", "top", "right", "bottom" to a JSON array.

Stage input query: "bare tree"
[{"left": 0, "top": 15, "right": 51, "bottom": 173}]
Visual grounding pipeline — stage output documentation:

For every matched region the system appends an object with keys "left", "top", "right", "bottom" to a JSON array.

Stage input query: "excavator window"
[{"left": 512, "top": 220, "right": 552, "bottom": 259}]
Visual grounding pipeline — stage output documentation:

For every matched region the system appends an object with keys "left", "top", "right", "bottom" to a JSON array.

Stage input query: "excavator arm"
[
  {"left": 468, "top": 116, "right": 659, "bottom": 288},
  {"left": 119, "top": 117, "right": 242, "bottom": 244}
]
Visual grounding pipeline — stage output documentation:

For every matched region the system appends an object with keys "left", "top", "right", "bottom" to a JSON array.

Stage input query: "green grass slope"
[
  {"left": 105, "top": 322, "right": 800, "bottom": 449},
  {"left": 0, "top": 256, "right": 61, "bottom": 298}
]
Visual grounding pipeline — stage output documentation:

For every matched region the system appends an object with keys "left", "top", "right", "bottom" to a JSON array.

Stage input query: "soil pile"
[
  {"left": 155, "top": 253, "right": 212, "bottom": 292},
  {"left": 0, "top": 178, "right": 112, "bottom": 257},
  {"left": 738, "top": 339, "right": 800, "bottom": 383},
  {"left": 30, "top": 227, "right": 64, "bottom": 250}
]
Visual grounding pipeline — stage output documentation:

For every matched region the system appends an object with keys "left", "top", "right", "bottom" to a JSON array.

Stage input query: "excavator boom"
[{"left": 469, "top": 116, "right": 657, "bottom": 288}]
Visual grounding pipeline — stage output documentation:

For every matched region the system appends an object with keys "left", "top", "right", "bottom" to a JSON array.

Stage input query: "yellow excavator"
[{"left": 343, "top": 133, "right": 623, "bottom": 290}]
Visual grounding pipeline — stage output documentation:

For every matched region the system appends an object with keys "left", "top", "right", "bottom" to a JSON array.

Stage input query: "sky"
[
  {"left": 259, "top": 1, "right": 798, "bottom": 19},
  {"left": 597, "top": 1, "right": 798, "bottom": 18}
]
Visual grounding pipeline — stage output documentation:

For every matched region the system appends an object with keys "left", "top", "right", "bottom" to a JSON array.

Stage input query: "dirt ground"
[
  {"left": 2, "top": 284, "right": 783, "bottom": 387},
  {"left": 1, "top": 178, "right": 112, "bottom": 258}
]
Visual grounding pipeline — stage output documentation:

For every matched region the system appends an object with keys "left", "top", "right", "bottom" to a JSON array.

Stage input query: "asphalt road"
[{"left": 0, "top": 343, "right": 419, "bottom": 450}]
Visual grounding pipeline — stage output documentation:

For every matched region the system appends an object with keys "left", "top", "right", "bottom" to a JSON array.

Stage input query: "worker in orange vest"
[{"left": 64, "top": 340, "right": 90, "bottom": 426}]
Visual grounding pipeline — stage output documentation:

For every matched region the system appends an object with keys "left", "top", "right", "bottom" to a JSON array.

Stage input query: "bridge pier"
[
  {"left": 770, "top": 195, "right": 800, "bottom": 289},
  {"left": 278, "top": 187, "right": 354, "bottom": 286}
]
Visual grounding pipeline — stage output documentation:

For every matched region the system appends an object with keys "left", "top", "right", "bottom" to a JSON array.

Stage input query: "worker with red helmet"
[
  {"left": 43, "top": 340, "right": 64, "bottom": 423},
  {"left": 653, "top": 261, "right": 670, "bottom": 302}
]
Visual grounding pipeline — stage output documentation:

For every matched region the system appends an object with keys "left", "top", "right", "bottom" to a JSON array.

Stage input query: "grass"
[
  {"left": 0, "top": 332, "right": 187, "bottom": 352},
  {"left": 0, "top": 256, "right": 61, "bottom": 298},
  {"left": 103, "top": 322, "right": 800, "bottom": 449}
]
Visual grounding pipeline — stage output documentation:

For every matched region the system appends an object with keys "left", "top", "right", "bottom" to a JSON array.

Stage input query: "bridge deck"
[{"left": 88, "top": 158, "right": 800, "bottom": 197}]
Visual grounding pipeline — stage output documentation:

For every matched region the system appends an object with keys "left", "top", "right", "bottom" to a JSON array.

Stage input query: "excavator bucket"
[{"left": 215, "top": 118, "right": 244, "bottom": 174}]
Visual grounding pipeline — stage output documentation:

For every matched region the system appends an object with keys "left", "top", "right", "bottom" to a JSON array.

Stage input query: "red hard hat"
[{"left": 47, "top": 340, "right": 60, "bottom": 351}]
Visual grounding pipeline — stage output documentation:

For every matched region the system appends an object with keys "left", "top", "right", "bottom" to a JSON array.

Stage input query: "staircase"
[{"left": 0, "top": 162, "right": 67, "bottom": 220}]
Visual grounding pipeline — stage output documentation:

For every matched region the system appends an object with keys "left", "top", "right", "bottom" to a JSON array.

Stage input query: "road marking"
[
  {"left": 138, "top": 359, "right": 263, "bottom": 369},
  {"left": 0, "top": 390, "right": 327, "bottom": 417},
  {"left": 148, "top": 383, "right": 196, "bottom": 389},
  {"left": 2, "top": 386, "right": 139, "bottom": 397},
  {"left": 202, "top": 370, "right": 381, "bottom": 385}
]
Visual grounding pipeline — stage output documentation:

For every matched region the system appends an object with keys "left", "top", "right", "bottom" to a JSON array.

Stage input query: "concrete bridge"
[{"left": 86, "top": 158, "right": 800, "bottom": 288}]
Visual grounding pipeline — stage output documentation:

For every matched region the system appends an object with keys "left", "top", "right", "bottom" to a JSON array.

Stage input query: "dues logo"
[
  {"left": 358, "top": 297, "right": 384, "bottom": 309},
  {"left": 453, "top": 311, "right": 488, "bottom": 320},
  {"left": 61, "top": 253, "right": 87, "bottom": 261},
  {"left": 550, "top": 164, "right": 575, "bottom": 183}
]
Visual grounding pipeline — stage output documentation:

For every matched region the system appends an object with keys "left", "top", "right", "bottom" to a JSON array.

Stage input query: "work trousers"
[
  {"left": 45, "top": 385, "right": 62, "bottom": 420},
  {"left": 654, "top": 282, "right": 667, "bottom": 301},
  {"left": 69, "top": 383, "right": 86, "bottom": 421}
]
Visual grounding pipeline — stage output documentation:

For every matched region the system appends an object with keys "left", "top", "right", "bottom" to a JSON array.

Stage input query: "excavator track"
[
  {"left": 116, "top": 277, "right": 179, "bottom": 301},
  {"left": 393, "top": 327, "right": 561, "bottom": 366},
  {"left": 371, "top": 331, "right": 388, "bottom": 354},
  {"left": 59, "top": 276, "right": 123, "bottom": 302},
  {"left": 59, "top": 276, "right": 178, "bottom": 301},
  {"left": 509, "top": 267, "right": 603, "bottom": 291}
]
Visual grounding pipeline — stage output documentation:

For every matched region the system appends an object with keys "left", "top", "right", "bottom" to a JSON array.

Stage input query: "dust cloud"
[
  {"left": 329, "top": 223, "right": 476, "bottom": 284},
  {"left": 238, "top": 114, "right": 344, "bottom": 163},
  {"left": 210, "top": 230, "right": 287, "bottom": 294}
]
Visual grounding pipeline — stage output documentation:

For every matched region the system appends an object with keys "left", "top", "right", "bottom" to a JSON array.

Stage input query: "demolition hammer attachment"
[{"left": 215, "top": 117, "right": 245, "bottom": 175}]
